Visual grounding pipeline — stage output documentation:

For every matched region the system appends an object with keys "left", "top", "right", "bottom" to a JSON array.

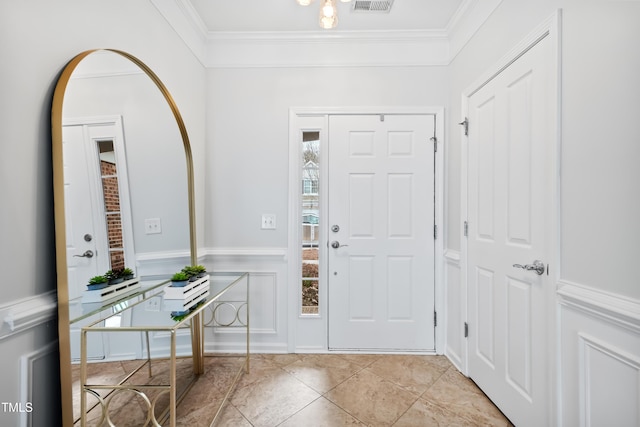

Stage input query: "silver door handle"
[
  {"left": 73, "top": 250, "right": 94, "bottom": 258},
  {"left": 330, "top": 241, "right": 348, "bottom": 249},
  {"left": 513, "top": 260, "right": 545, "bottom": 275}
]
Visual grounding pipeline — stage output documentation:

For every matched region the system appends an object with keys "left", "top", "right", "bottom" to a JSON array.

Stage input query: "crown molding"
[
  {"left": 447, "top": 0, "right": 504, "bottom": 61},
  {"left": 206, "top": 29, "right": 450, "bottom": 68},
  {"left": 206, "top": 28, "right": 448, "bottom": 43},
  {"left": 152, "top": 0, "right": 503, "bottom": 68},
  {"left": 151, "top": 0, "right": 208, "bottom": 62}
]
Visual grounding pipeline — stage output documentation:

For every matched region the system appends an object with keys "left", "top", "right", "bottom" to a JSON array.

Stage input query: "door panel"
[
  {"left": 328, "top": 114, "right": 435, "bottom": 351},
  {"left": 467, "top": 33, "right": 553, "bottom": 427},
  {"left": 506, "top": 276, "right": 532, "bottom": 395}
]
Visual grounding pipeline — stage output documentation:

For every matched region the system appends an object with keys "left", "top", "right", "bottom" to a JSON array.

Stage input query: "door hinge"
[
  {"left": 434, "top": 311, "right": 437, "bottom": 327},
  {"left": 464, "top": 322, "right": 469, "bottom": 338},
  {"left": 463, "top": 221, "right": 468, "bottom": 237},
  {"left": 459, "top": 117, "right": 469, "bottom": 136},
  {"left": 434, "top": 224, "right": 438, "bottom": 239}
]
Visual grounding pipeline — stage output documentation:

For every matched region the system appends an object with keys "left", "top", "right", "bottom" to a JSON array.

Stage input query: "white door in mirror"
[{"left": 63, "top": 125, "right": 101, "bottom": 300}]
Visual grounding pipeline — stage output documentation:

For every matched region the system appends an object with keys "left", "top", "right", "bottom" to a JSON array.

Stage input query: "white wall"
[
  {"left": 205, "top": 65, "right": 448, "bottom": 249},
  {"left": 444, "top": 0, "right": 640, "bottom": 425},
  {"left": 0, "top": 1, "right": 205, "bottom": 425},
  {"left": 446, "top": 0, "right": 640, "bottom": 298},
  {"left": 199, "top": 2, "right": 640, "bottom": 422},
  {"left": 203, "top": 65, "right": 449, "bottom": 351},
  {"left": 63, "top": 65, "right": 191, "bottom": 257},
  {"left": 2, "top": 0, "right": 638, "bottom": 424}
]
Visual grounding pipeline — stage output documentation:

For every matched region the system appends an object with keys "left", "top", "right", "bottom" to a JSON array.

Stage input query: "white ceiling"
[{"left": 188, "top": 0, "right": 466, "bottom": 33}]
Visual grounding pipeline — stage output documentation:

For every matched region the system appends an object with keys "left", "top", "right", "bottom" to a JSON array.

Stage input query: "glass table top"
[{"left": 71, "top": 272, "right": 248, "bottom": 329}]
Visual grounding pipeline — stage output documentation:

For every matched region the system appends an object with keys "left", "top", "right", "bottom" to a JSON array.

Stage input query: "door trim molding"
[
  {"left": 459, "top": 9, "right": 562, "bottom": 423},
  {"left": 289, "top": 106, "right": 445, "bottom": 353}
]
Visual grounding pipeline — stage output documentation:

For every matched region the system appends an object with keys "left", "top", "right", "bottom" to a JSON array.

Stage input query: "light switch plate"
[{"left": 261, "top": 214, "right": 276, "bottom": 230}]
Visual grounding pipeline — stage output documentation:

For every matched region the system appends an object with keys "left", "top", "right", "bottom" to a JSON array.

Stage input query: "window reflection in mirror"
[{"left": 97, "top": 139, "right": 126, "bottom": 270}]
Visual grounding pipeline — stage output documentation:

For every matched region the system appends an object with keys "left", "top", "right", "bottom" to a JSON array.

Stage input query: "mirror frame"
[{"left": 51, "top": 49, "right": 197, "bottom": 426}]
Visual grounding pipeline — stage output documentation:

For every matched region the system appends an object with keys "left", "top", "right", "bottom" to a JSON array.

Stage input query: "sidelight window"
[
  {"left": 301, "top": 131, "right": 320, "bottom": 315},
  {"left": 97, "top": 139, "right": 126, "bottom": 271}
]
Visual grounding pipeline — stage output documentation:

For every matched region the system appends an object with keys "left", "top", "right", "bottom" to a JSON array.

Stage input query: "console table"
[{"left": 77, "top": 272, "right": 249, "bottom": 426}]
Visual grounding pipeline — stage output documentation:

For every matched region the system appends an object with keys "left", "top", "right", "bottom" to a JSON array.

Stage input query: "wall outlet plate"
[
  {"left": 261, "top": 214, "right": 276, "bottom": 230},
  {"left": 145, "top": 297, "right": 161, "bottom": 312},
  {"left": 144, "top": 218, "right": 162, "bottom": 234}
]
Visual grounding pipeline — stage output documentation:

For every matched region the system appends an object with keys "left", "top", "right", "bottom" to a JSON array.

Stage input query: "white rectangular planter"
[
  {"left": 82, "top": 278, "right": 141, "bottom": 304},
  {"left": 163, "top": 274, "right": 210, "bottom": 312}
]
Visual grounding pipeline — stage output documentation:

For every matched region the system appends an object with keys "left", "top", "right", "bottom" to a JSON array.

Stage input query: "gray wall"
[{"left": 0, "top": 1, "right": 205, "bottom": 425}]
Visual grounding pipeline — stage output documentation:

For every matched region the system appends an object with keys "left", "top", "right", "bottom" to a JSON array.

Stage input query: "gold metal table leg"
[
  {"left": 80, "top": 329, "right": 87, "bottom": 427},
  {"left": 170, "top": 330, "right": 176, "bottom": 427},
  {"left": 191, "top": 312, "right": 204, "bottom": 375}
]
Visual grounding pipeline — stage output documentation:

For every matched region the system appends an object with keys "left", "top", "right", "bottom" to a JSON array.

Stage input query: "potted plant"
[
  {"left": 87, "top": 275, "right": 108, "bottom": 291},
  {"left": 122, "top": 267, "right": 135, "bottom": 280},
  {"left": 181, "top": 266, "right": 199, "bottom": 282},
  {"left": 170, "top": 272, "right": 189, "bottom": 287},
  {"left": 193, "top": 265, "right": 207, "bottom": 278},
  {"left": 105, "top": 269, "right": 124, "bottom": 285}
]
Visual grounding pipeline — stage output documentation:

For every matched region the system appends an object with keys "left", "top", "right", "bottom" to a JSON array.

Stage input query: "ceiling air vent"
[{"left": 352, "top": 0, "right": 395, "bottom": 13}]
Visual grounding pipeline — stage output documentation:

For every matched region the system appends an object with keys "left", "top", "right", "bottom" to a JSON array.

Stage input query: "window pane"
[
  {"left": 301, "top": 131, "right": 320, "bottom": 315},
  {"left": 97, "top": 139, "right": 126, "bottom": 271}
]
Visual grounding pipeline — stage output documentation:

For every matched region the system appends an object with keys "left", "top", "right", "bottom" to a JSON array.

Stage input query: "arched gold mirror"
[{"left": 52, "top": 49, "right": 196, "bottom": 426}]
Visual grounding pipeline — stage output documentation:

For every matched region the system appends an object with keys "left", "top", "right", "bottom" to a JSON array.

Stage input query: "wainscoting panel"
[
  {"left": 578, "top": 333, "right": 640, "bottom": 426},
  {"left": 558, "top": 281, "right": 640, "bottom": 427},
  {"left": 20, "top": 340, "right": 60, "bottom": 427},
  {"left": 204, "top": 272, "right": 280, "bottom": 353},
  {"left": 0, "top": 317, "right": 58, "bottom": 426},
  {"left": 132, "top": 248, "right": 290, "bottom": 354},
  {"left": 0, "top": 294, "right": 58, "bottom": 426},
  {"left": 203, "top": 248, "right": 289, "bottom": 353}
]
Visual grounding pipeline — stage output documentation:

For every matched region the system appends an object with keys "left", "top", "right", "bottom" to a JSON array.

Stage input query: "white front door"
[
  {"left": 328, "top": 114, "right": 436, "bottom": 351},
  {"left": 64, "top": 117, "right": 135, "bottom": 361},
  {"left": 466, "top": 30, "right": 555, "bottom": 426},
  {"left": 63, "top": 124, "right": 105, "bottom": 301}
]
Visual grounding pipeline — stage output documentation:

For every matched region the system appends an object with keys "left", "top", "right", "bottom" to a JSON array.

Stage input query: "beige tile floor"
[{"left": 74, "top": 354, "right": 513, "bottom": 426}]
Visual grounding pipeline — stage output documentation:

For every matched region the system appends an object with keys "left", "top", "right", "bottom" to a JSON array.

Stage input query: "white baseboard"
[{"left": 205, "top": 341, "right": 288, "bottom": 354}]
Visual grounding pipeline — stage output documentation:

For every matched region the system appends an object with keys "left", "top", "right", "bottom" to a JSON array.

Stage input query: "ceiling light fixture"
[{"left": 296, "top": 0, "right": 352, "bottom": 29}]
